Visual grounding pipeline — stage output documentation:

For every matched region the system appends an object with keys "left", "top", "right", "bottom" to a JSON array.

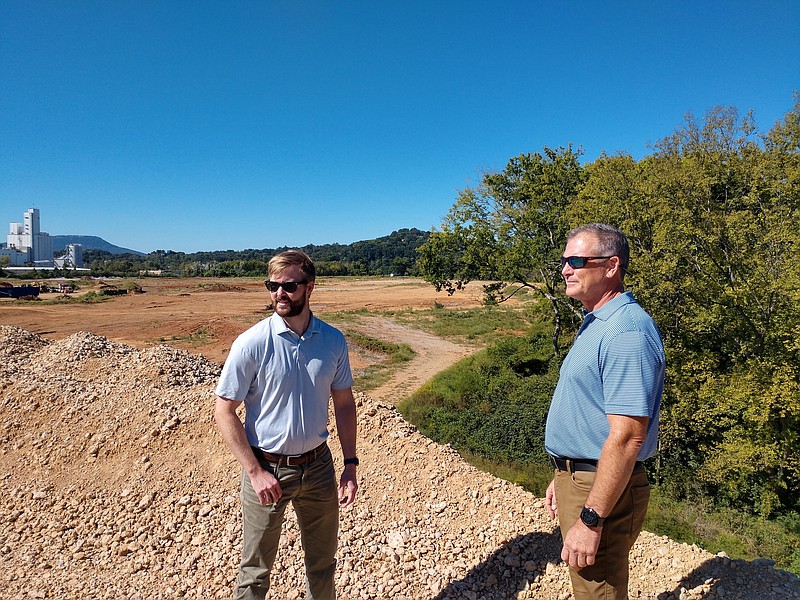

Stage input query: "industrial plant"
[{"left": 1, "top": 208, "right": 84, "bottom": 269}]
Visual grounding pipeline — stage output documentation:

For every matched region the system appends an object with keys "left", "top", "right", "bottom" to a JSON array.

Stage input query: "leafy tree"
[
  {"left": 417, "top": 146, "right": 587, "bottom": 354},
  {"left": 417, "top": 96, "right": 799, "bottom": 517},
  {"left": 571, "top": 98, "right": 800, "bottom": 516}
]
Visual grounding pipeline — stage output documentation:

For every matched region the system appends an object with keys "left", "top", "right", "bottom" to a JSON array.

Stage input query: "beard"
[{"left": 274, "top": 291, "right": 307, "bottom": 318}]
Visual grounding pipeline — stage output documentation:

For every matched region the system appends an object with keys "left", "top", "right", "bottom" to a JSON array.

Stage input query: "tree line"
[
  {"left": 416, "top": 93, "right": 800, "bottom": 520},
  {"left": 77, "top": 228, "right": 430, "bottom": 278}
]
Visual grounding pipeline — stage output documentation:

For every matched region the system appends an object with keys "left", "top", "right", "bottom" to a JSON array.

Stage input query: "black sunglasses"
[
  {"left": 560, "top": 256, "right": 613, "bottom": 269},
  {"left": 264, "top": 280, "right": 309, "bottom": 293}
]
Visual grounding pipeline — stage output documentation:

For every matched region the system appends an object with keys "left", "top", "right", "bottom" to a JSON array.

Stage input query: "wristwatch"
[
  {"left": 343, "top": 457, "right": 359, "bottom": 466},
  {"left": 580, "top": 506, "right": 606, "bottom": 528}
]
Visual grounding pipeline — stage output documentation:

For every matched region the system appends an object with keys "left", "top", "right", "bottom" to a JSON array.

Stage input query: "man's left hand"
[
  {"left": 338, "top": 466, "right": 358, "bottom": 508},
  {"left": 562, "top": 520, "right": 602, "bottom": 569}
]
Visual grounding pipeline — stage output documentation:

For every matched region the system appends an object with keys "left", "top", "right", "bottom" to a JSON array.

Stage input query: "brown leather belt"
[{"left": 256, "top": 442, "right": 327, "bottom": 467}]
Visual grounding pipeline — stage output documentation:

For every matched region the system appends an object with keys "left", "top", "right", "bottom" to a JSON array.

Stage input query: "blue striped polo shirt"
[{"left": 544, "top": 291, "right": 665, "bottom": 461}]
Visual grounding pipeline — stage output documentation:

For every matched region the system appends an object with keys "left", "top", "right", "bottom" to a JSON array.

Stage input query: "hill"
[
  {"left": 51, "top": 234, "right": 144, "bottom": 255},
  {"left": 1, "top": 325, "right": 799, "bottom": 599},
  {"left": 81, "top": 227, "right": 430, "bottom": 277}
]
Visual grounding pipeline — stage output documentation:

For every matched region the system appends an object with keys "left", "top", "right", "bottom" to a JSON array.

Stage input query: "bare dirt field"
[
  {"left": 0, "top": 276, "right": 485, "bottom": 359},
  {"left": 0, "top": 277, "right": 487, "bottom": 402}
]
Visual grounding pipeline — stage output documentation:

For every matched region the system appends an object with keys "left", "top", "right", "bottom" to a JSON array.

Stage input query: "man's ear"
[{"left": 606, "top": 256, "right": 622, "bottom": 279}]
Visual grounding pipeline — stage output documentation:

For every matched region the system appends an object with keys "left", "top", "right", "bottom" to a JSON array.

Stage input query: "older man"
[
  {"left": 545, "top": 224, "right": 665, "bottom": 599},
  {"left": 215, "top": 250, "right": 358, "bottom": 600}
]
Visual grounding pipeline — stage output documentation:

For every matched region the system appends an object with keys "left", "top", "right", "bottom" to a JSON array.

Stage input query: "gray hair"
[{"left": 567, "top": 224, "right": 630, "bottom": 275}]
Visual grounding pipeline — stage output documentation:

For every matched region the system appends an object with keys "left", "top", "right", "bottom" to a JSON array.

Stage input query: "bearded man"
[{"left": 215, "top": 250, "right": 358, "bottom": 600}]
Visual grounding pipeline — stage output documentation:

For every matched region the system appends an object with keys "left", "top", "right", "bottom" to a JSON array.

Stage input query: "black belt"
[
  {"left": 550, "top": 456, "right": 598, "bottom": 472},
  {"left": 256, "top": 442, "right": 327, "bottom": 467},
  {"left": 550, "top": 455, "right": 645, "bottom": 473}
]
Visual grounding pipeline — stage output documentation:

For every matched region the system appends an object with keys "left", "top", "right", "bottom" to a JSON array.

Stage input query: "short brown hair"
[{"left": 268, "top": 250, "right": 316, "bottom": 281}]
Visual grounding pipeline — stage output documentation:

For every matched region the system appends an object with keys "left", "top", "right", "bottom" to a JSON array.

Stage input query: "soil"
[
  {"left": 0, "top": 277, "right": 487, "bottom": 372},
  {"left": 1, "top": 277, "right": 799, "bottom": 599}
]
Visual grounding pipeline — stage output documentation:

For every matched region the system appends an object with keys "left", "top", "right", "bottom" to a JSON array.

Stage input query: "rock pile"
[{"left": 1, "top": 325, "right": 798, "bottom": 599}]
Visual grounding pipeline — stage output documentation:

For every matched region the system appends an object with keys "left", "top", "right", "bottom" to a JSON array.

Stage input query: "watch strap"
[
  {"left": 343, "top": 457, "right": 359, "bottom": 466},
  {"left": 581, "top": 506, "right": 606, "bottom": 528}
]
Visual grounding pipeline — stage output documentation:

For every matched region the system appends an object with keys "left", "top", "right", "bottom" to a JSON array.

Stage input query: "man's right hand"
[{"left": 249, "top": 467, "right": 283, "bottom": 506}]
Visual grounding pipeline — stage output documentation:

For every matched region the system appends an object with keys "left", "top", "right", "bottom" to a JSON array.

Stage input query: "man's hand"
[
  {"left": 215, "top": 396, "right": 283, "bottom": 506},
  {"left": 249, "top": 467, "right": 283, "bottom": 506},
  {"left": 338, "top": 465, "right": 358, "bottom": 508},
  {"left": 562, "top": 519, "right": 602, "bottom": 569},
  {"left": 545, "top": 479, "right": 558, "bottom": 519}
]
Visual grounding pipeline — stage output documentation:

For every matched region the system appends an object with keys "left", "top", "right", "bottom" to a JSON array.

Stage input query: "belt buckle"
[{"left": 285, "top": 454, "right": 304, "bottom": 467}]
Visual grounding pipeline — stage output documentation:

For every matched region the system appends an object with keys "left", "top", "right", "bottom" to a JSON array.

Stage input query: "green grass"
[
  {"left": 338, "top": 328, "right": 415, "bottom": 391},
  {"left": 15, "top": 290, "right": 111, "bottom": 304},
  {"left": 381, "top": 304, "right": 539, "bottom": 345},
  {"left": 157, "top": 327, "right": 213, "bottom": 346}
]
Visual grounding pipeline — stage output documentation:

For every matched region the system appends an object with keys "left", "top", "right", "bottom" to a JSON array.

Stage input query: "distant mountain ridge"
[{"left": 51, "top": 235, "right": 144, "bottom": 256}]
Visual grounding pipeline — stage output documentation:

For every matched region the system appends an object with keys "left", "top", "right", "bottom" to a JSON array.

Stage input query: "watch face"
[{"left": 581, "top": 507, "right": 599, "bottom": 527}]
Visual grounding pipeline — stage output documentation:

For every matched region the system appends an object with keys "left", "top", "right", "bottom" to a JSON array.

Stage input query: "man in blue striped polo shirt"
[{"left": 545, "top": 224, "right": 665, "bottom": 600}]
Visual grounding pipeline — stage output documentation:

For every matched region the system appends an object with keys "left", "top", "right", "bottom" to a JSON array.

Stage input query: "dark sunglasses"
[
  {"left": 560, "top": 256, "right": 613, "bottom": 269},
  {"left": 264, "top": 280, "right": 309, "bottom": 293}
]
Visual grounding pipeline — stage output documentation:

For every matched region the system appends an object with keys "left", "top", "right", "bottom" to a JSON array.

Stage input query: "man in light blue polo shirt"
[
  {"left": 544, "top": 224, "right": 665, "bottom": 600},
  {"left": 215, "top": 250, "right": 358, "bottom": 600}
]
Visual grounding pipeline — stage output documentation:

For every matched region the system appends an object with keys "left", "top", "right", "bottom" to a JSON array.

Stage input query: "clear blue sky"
[{"left": 2, "top": 1, "right": 798, "bottom": 254}]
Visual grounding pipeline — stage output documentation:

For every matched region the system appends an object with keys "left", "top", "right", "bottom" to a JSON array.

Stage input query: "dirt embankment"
[{"left": 2, "top": 326, "right": 799, "bottom": 599}]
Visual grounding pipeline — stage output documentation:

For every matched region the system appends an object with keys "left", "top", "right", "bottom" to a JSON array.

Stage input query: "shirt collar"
[
  {"left": 577, "top": 291, "right": 634, "bottom": 334},
  {"left": 585, "top": 290, "right": 635, "bottom": 321},
  {"left": 271, "top": 311, "right": 320, "bottom": 337}
]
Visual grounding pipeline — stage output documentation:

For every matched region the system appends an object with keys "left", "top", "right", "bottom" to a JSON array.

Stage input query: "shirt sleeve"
[
  {"left": 601, "top": 330, "right": 663, "bottom": 417},
  {"left": 330, "top": 331, "right": 354, "bottom": 391},
  {"left": 215, "top": 338, "right": 258, "bottom": 401}
]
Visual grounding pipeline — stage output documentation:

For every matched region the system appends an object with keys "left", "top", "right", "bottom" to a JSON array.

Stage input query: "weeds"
[
  {"left": 339, "top": 328, "right": 415, "bottom": 391},
  {"left": 157, "top": 327, "right": 212, "bottom": 346}
]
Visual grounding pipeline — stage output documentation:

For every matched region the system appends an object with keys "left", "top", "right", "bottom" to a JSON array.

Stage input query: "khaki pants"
[
  {"left": 234, "top": 445, "right": 339, "bottom": 600},
  {"left": 554, "top": 466, "right": 650, "bottom": 600}
]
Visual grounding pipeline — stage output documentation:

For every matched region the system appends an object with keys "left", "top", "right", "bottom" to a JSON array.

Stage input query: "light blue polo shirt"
[
  {"left": 544, "top": 291, "right": 665, "bottom": 461},
  {"left": 216, "top": 312, "right": 353, "bottom": 455}
]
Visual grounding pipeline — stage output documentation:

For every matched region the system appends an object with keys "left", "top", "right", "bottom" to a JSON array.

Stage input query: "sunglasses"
[
  {"left": 264, "top": 280, "right": 309, "bottom": 293},
  {"left": 560, "top": 256, "right": 613, "bottom": 269}
]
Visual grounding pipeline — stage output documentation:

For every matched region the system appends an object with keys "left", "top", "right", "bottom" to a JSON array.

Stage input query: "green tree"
[
  {"left": 572, "top": 98, "right": 800, "bottom": 516},
  {"left": 417, "top": 146, "right": 587, "bottom": 354}
]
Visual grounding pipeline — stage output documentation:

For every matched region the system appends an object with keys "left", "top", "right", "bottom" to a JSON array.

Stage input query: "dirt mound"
[{"left": 1, "top": 325, "right": 798, "bottom": 599}]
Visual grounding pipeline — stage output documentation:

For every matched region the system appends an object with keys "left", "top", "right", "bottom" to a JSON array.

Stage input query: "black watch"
[
  {"left": 343, "top": 457, "right": 359, "bottom": 466},
  {"left": 580, "top": 506, "right": 606, "bottom": 528}
]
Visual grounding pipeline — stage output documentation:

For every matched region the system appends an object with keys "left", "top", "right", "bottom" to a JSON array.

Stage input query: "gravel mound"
[{"left": 1, "top": 325, "right": 798, "bottom": 599}]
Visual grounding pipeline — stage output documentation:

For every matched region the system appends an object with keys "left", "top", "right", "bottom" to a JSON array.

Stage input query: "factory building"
[
  {"left": 53, "top": 243, "right": 84, "bottom": 269},
  {"left": 1, "top": 208, "right": 83, "bottom": 269}
]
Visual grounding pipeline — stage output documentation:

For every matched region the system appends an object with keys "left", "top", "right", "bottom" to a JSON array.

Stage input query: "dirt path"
[{"left": 344, "top": 316, "right": 475, "bottom": 404}]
